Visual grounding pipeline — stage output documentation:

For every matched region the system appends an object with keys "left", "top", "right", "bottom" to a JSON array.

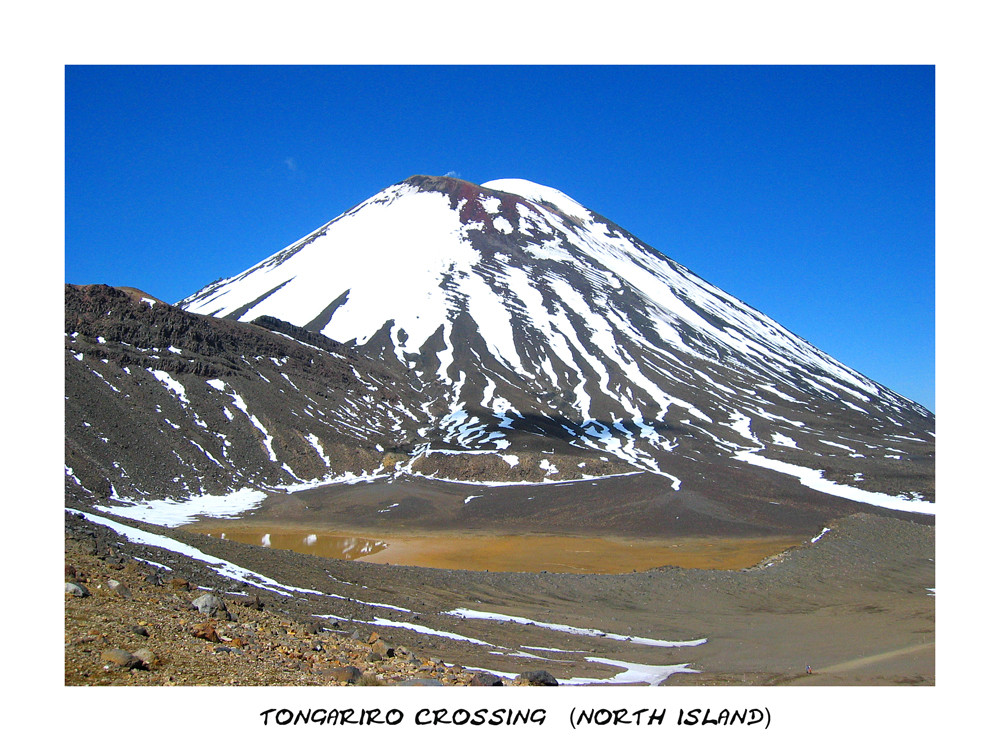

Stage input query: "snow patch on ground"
[
  {"left": 149, "top": 369, "right": 190, "bottom": 406},
  {"left": 70, "top": 510, "right": 322, "bottom": 597},
  {"left": 771, "top": 432, "right": 799, "bottom": 449},
  {"left": 93, "top": 488, "right": 268, "bottom": 527},
  {"left": 810, "top": 527, "right": 831, "bottom": 543},
  {"left": 446, "top": 608, "right": 705, "bottom": 648},
  {"left": 733, "top": 451, "right": 935, "bottom": 515},
  {"left": 305, "top": 434, "right": 331, "bottom": 467},
  {"left": 563, "top": 657, "right": 698, "bottom": 686}
]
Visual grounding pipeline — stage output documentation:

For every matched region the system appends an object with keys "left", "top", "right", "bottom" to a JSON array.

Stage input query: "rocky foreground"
[
  {"left": 64, "top": 512, "right": 550, "bottom": 686},
  {"left": 65, "top": 504, "right": 934, "bottom": 687}
]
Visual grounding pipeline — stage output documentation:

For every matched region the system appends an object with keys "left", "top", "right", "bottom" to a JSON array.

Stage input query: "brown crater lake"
[{"left": 183, "top": 521, "right": 801, "bottom": 574}]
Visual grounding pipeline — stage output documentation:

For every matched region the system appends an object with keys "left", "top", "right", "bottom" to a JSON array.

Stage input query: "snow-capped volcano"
[{"left": 171, "top": 175, "right": 933, "bottom": 513}]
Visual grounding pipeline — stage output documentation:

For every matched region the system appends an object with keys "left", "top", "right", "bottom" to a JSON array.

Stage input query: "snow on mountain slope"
[{"left": 173, "top": 175, "right": 935, "bottom": 512}]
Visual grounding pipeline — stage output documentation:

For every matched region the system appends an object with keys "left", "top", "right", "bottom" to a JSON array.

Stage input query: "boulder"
[
  {"left": 468, "top": 672, "right": 504, "bottom": 686},
  {"left": 65, "top": 581, "right": 89, "bottom": 597},
  {"left": 101, "top": 648, "right": 143, "bottom": 669},
  {"left": 192, "top": 593, "right": 226, "bottom": 616},
  {"left": 514, "top": 670, "right": 558, "bottom": 686},
  {"left": 108, "top": 579, "right": 131, "bottom": 599},
  {"left": 324, "top": 665, "right": 362, "bottom": 684},
  {"left": 189, "top": 621, "right": 221, "bottom": 642},
  {"left": 132, "top": 647, "right": 158, "bottom": 668}
]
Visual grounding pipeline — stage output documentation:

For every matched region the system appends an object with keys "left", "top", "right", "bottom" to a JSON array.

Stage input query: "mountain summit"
[{"left": 165, "top": 175, "right": 934, "bottom": 516}]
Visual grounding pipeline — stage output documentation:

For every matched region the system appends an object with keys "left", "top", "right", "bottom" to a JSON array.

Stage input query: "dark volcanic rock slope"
[{"left": 65, "top": 284, "right": 430, "bottom": 504}]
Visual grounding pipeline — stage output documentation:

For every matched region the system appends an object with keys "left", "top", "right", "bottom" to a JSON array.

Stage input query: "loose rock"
[
  {"left": 469, "top": 672, "right": 504, "bottom": 686},
  {"left": 101, "top": 648, "right": 143, "bottom": 669},
  {"left": 108, "top": 579, "right": 131, "bottom": 599},
  {"left": 515, "top": 670, "right": 559, "bottom": 686},
  {"left": 132, "top": 647, "right": 158, "bottom": 668},
  {"left": 190, "top": 621, "right": 221, "bottom": 642},
  {"left": 192, "top": 593, "right": 227, "bottom": 617},
  {"left": 323, "top": 665, "right": 362, "bottom": 684},
  {"left": 65, "top": 581, "right": 89, "bottom": 597}
]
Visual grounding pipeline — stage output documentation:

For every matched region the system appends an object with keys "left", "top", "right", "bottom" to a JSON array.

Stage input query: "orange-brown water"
[{"left": 185, "top": 522, "right": 800, "bottom": 574}]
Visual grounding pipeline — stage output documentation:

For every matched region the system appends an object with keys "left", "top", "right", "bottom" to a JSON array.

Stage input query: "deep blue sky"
[{"left": 65, "top": 65, "right": 934, "bottom": 411}]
